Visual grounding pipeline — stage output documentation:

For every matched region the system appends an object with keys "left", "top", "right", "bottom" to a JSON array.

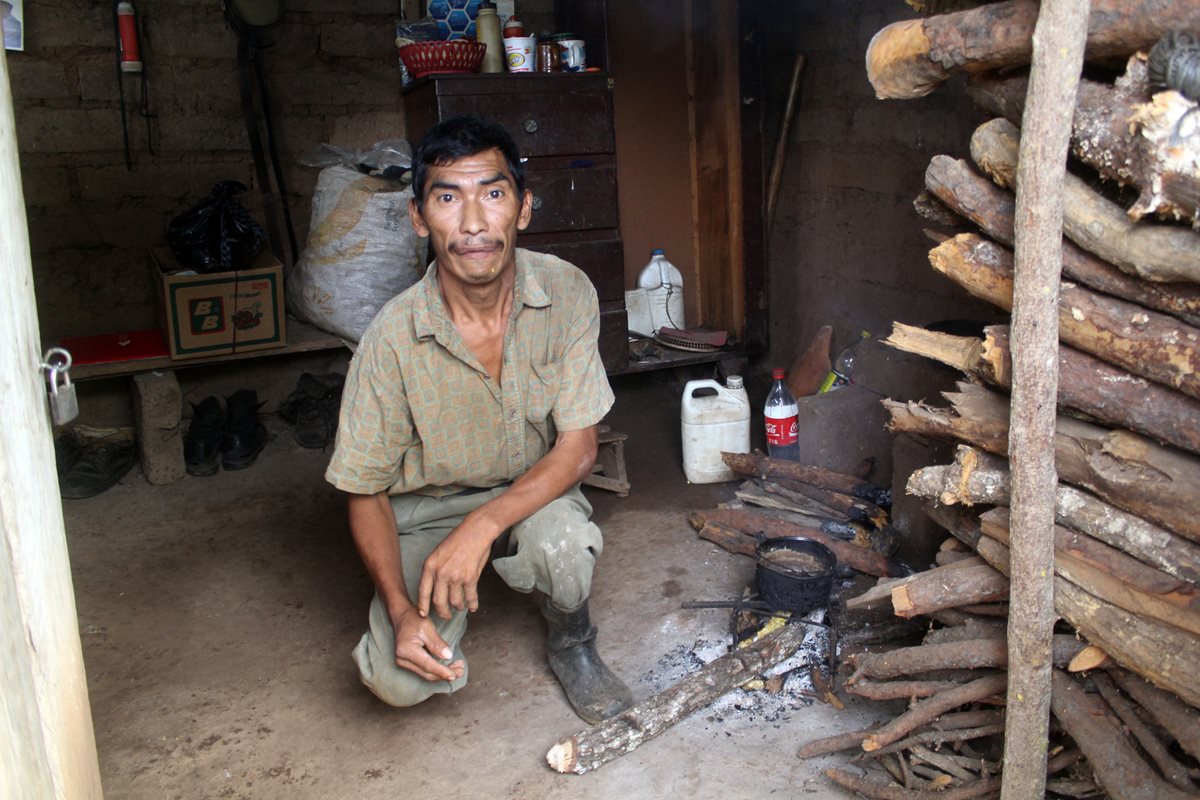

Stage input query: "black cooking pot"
[{"left": 755, "top": 535, "right": 836, "bottom": 614}]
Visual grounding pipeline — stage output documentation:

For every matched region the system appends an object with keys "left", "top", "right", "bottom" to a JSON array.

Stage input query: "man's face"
[{"left": 410, "top": 147, "right": 532, "bottom": 288}]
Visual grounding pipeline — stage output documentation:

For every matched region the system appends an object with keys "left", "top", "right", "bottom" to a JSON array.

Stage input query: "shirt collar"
[{"left": 412, "top": 249, "right": 551, "bottom": 340}]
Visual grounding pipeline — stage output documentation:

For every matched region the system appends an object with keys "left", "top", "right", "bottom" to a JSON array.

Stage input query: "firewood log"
[
  {"left": 1110, "top": 669, "right": 1200, "bottom": 761},
  {"left": 980, "top": 508, "right": 1200, "bottom": 637},
  {"left": 890, "top": 564, "right": 1010, "bottom": 618},
  {"left": 847, "top": 558, "right": 986, "bottom": 613},
  {"left": 907, "top": 445, "right": 1200, "bottom": 585},
  {"left": 885, "top": 382, "right": 1200, "bottom": 542},
  {"left": 865, "top": 0, "right": 1200, "bottom": 100},
  {"left": 720, "top": 451, "right": 892, "bottom": 507},
  {"left": 847, "top": 636, "right": 1086, "bottom": 683},
  {"left": 924, "top": 154, "right": 1200, "bottom": 326},
  {"left": 861, "top": 673, "right": 1009, "bottom": 751},
  {"left": 1050, "top": 670, "right": 1196, "bottom": 800},
  {"left": 689, "top": 508, "right": 893, "bottom": 577},
  {"left": 928, "top": 234, "right": 1200, "bottom": 399},
  {"left": 968, "top": 56, "right": 1200, "bottom": 227},
  {"left": 976, "top": 535, "right": 1200, "bottom": 709},
  {"left": 886, "top": 322, "right": 1200, "bottom": 454},
  {"left": 545, "top": 621, "right": 811, "bottom": 774},
  {"left": 1090, "top": 672, "right": 1197, "bottom": 792},
  {"left": 971, "top": 118, "right": 1200, "bottom": 284}
]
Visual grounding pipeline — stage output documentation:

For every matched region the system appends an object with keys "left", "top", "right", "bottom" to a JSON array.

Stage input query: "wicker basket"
[{"left": 399, "top": 40, "right": 487, "bottom": 79}]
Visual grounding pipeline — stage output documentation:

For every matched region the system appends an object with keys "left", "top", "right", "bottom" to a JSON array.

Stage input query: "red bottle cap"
[{"left": 772, "top": 368, "right": 785, "bottom": 380}]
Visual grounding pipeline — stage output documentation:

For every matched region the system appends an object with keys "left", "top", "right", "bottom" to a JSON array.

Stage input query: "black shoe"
[
  {"left": 541, "top": 596, "right": 634, "bottom": 724},
  {"left": 222, "top": 389, "right": 267, "bottom": 470},
  {"left": 54, "top": 429, "right": 84, "bottom": 478},
  {"left": 184, "top": 396, "right": 225, "bottom": 477},
  {"left": 280, "top": 372, "right": 344, "bottom": 449},
  {"left": 60, "top": 440, "right": 137, "bottom": 499}
]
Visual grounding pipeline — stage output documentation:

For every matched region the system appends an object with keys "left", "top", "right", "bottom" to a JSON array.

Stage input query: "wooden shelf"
[{"left": 66, "top": 319, "right": 349, "bottom": 381}]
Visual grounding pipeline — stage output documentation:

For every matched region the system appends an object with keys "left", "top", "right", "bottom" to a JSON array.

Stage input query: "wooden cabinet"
[{"left": 403, "top": 73, "right": 628, "bottom": 372}]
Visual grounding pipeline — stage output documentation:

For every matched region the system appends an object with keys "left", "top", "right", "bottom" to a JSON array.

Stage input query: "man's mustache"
[{"left": 448, "top": 238, "right": 502, "bottom": 254}]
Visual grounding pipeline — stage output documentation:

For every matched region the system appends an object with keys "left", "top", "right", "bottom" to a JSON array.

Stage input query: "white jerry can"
[{"left": 681, "top": 376, "right": 751, "bottom": 483}]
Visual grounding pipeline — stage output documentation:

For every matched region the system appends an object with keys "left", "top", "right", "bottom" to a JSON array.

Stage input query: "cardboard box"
[{"left": 150, "top": 247, "right": 287, "bottom": 360}]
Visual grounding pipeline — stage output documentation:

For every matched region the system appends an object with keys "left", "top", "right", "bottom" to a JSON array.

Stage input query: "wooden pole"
[
  {"left": 0, "top": 50, "right": 104, "bottom": 798},
  {"left": 1002, "top": 2, "right": 1088, "bottom": 798},
  {"left": 766, "top": 53, "right": 805, "bottom": 234}
]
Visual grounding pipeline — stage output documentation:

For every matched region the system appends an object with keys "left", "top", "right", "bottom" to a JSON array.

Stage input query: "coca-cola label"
[{"left": 765, "top": 415, "right": 799, "bottom": 446}]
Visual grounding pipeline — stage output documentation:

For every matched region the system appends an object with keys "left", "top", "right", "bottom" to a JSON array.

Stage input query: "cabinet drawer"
[
  {"left": 524, "top": 162, "right": 618, "bottom": 235},
  {"left": 434, "top": 91, "right": 614, "bottom": 157},
  {"left": 519, "top": 236, "right": 624, "bottom": 302},
  {"left": 598, "top": 301, "right": 628, "bottom": 373}
]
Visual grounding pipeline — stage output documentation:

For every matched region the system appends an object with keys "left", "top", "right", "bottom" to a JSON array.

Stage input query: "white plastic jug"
[
  {"left": 681, "top": 376, "right": 750, "bottom": 483},
  {"left": 637, "top": 248, "right": 685, "bottom": 333}
]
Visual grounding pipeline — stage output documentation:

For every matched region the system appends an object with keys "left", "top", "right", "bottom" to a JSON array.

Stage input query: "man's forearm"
[
  {"left": 466, "top": 425, "right": 599, "bottom": 539},
  {"left": 347, "top": 492, "right": 414, "bottom": 620}
]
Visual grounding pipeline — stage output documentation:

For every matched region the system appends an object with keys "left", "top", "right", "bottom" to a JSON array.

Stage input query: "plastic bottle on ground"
[
  {"left": 636, "top": 248, "right": 685, "bottom": 333},
  {"left": 819, "top": 330, "right": 871, "bottom": 393},
  {"left": 764, "top": 368, "right": 800, "bottom": 461}
]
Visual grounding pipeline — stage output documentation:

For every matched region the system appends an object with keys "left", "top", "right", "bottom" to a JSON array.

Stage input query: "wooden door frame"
[{"left": 0, "top": 49, "right": 104, "bottom": 799}]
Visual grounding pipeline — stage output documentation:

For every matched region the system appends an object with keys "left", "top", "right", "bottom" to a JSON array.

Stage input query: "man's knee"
[
  {"left": 497, "top": 491, "right": 603, "bottom": 608},
  {"left": 352, "top": 633, "right": 466, "bottom": 707}
]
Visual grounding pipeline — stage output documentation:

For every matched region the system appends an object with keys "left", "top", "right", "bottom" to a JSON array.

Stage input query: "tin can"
[{"left": 536, "top": 40, "right": 560, "bottom": 72}]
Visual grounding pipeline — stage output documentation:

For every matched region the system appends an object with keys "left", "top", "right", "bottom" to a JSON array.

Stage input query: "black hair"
[{"left": 411, "top": 114, "right": 526, "bottom": 211}]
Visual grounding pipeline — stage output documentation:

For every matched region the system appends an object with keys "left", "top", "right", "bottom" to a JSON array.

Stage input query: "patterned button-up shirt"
[{"left": 325, "top": 248, "right": 614, "bottom": 497}]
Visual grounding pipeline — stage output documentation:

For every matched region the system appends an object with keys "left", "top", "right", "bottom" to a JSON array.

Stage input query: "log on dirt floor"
[
  {"left": 967, "top": 56, "right": 1200, "bottom": 227},
  {"left": 689, "top": 507, "right": 893, "bottom": 577},
  {"left": 847, "top": 636, "right": 1086, "bottom": 683},
  {"left": 865, "top": 0, "right": 1200, "bottom": 100},
  {"left": 924, "top": 154, "right": 1200, "bottom": 326},
  {"left": 885, "top": 382, "right": 1200, "bottom": 543},
  {"left": 927, "top": 233, "right": 1200, "bottom": 399},
  {"left": 1050, "top": 670, "right": 1196, "bottom": 800},
  {"left": 545, "top": 621, "right": 811, "bottom": 774},
  {"left": 971, "top": 118, "right": 1200, "bottom": 284},
  {"left": 885, "top": 321, "right": 1200, "bottom": 454},
  {"left": 720, "top": 452, "right": 892, "bottom": 507}
]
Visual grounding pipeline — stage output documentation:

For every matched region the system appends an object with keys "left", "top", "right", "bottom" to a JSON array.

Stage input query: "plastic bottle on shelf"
[
  {"left": 636, "top": 248, "right": 685, "bottom": 334},
  {"left": 475, "top": 2, "right": 504, "bottom": 73},
  {"left": 819, "top": 330, "right": 871, "bottom": 393},
  {"left": 764, "top": 368, "right": 801, "bottom": 461}
]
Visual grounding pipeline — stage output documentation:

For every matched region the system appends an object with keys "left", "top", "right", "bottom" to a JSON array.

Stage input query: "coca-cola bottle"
[{"left": 764, "top": 368, "right": 800, "bottom": 461}]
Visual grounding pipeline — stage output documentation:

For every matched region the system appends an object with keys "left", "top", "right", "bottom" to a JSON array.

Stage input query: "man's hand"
[
  {"left": 392, "top": 607, "right": 465, "bottom": 682},
  {"left": 417, "top": 520, "right": 495, "bottom": 619}
]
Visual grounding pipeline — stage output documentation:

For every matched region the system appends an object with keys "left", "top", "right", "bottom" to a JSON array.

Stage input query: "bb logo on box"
[{"left": 189, "top": 297, "right": 226, "bottom": 335}]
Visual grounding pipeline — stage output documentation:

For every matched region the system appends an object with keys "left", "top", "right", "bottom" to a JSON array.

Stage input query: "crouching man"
[{"left": 325, "top": 114, "right": 633, "bottom": 724}]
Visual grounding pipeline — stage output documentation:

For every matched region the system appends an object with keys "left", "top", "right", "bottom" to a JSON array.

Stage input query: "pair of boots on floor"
[{"left": 184, "top": 389, "right": 267, "bottom": 476}]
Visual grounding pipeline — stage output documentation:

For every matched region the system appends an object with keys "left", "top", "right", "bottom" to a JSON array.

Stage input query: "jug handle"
[{"left": 684, "top": 379, "right": 724, "bottom": 398}]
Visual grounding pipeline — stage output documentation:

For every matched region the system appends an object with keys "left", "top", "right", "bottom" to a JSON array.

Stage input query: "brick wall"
[{"left": 10, "top": 0, "right": 406, "bottom": 341}]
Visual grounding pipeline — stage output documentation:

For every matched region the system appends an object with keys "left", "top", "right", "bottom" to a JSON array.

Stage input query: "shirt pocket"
[{"left": 525, "top": 359, "right": 562, "bottom": 447}]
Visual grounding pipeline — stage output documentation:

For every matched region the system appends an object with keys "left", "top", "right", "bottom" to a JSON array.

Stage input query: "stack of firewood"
[{"left": 795, "top": 1, "right": 1200, "bottom": 797}]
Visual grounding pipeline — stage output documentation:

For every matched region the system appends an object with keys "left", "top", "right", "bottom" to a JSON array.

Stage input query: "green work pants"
[{"left": 352, "top": 483, "right": 602, "bottom": 707}]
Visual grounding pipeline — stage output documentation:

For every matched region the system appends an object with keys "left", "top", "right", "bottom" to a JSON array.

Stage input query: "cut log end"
[{"left": 546, "top": 738, "right": 579, "bottom": 774}]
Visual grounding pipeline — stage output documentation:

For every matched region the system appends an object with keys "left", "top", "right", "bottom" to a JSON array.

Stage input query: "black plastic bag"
[{"left": 167, "top": 181, "right": 267, "bottom": 273}]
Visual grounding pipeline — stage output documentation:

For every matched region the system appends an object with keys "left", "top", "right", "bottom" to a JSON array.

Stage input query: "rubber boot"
[{"left": 541, "top": 596, "right": 633, "bottom": 724}]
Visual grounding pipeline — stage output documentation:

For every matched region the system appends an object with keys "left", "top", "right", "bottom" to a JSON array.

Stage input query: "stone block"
[
  {"left": 150, "top": 6, "right": 235, "bottom": 59},
  {"left": 19, "top": 164, "right": 74, "bottom": 208},
  {"left": 328, "top": 111, "right": 406, "bottom": 150},
  {"left": 8, "top": 61, "right": 75, "bottom": 102},
  {"left": 14, "top": 107, "right": 124, "bottom": 153},
  {"left": 793, "top": 384, "right": 893, "bottom": 480},
  {"left": 132, "top": 371, "right": 186, "bottom": 485},
  {"left": 25, "top": 4, "right": 113, "bottom": 50},
  {"left": 77, "top": 58, "right": 122, "bottom": 103},
  {"left": 320, "top": 19, "right": 397, "bottom": 59}
]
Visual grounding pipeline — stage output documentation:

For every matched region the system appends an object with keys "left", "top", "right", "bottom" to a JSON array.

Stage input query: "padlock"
[{"left": 43, "top": 347, "right": 79, "bottom": 426}]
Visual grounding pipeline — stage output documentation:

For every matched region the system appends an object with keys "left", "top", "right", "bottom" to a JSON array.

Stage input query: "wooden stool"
[{"left": 583, "top": 425, "right": 629, "bottom": 497}]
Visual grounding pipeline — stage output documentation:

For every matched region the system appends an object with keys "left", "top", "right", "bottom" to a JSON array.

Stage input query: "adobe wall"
[
  {"left": 9, "top": 0, "right": 405, "bottom": 342},
  {"left": 760, "top": 0, "right": 1002, "bottom": 374}
]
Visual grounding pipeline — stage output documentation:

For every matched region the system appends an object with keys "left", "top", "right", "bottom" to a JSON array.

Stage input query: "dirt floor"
[{"left": 63, "top": 370, "right": 891, "bottom": 799}]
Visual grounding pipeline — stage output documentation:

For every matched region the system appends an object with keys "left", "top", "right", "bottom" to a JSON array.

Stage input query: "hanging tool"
[
  {"left": 224, "top": 0, "right": 298, "bottom": 270},
  {"left": 112, "top": 0, "right": 156, "bottom": 169}
]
